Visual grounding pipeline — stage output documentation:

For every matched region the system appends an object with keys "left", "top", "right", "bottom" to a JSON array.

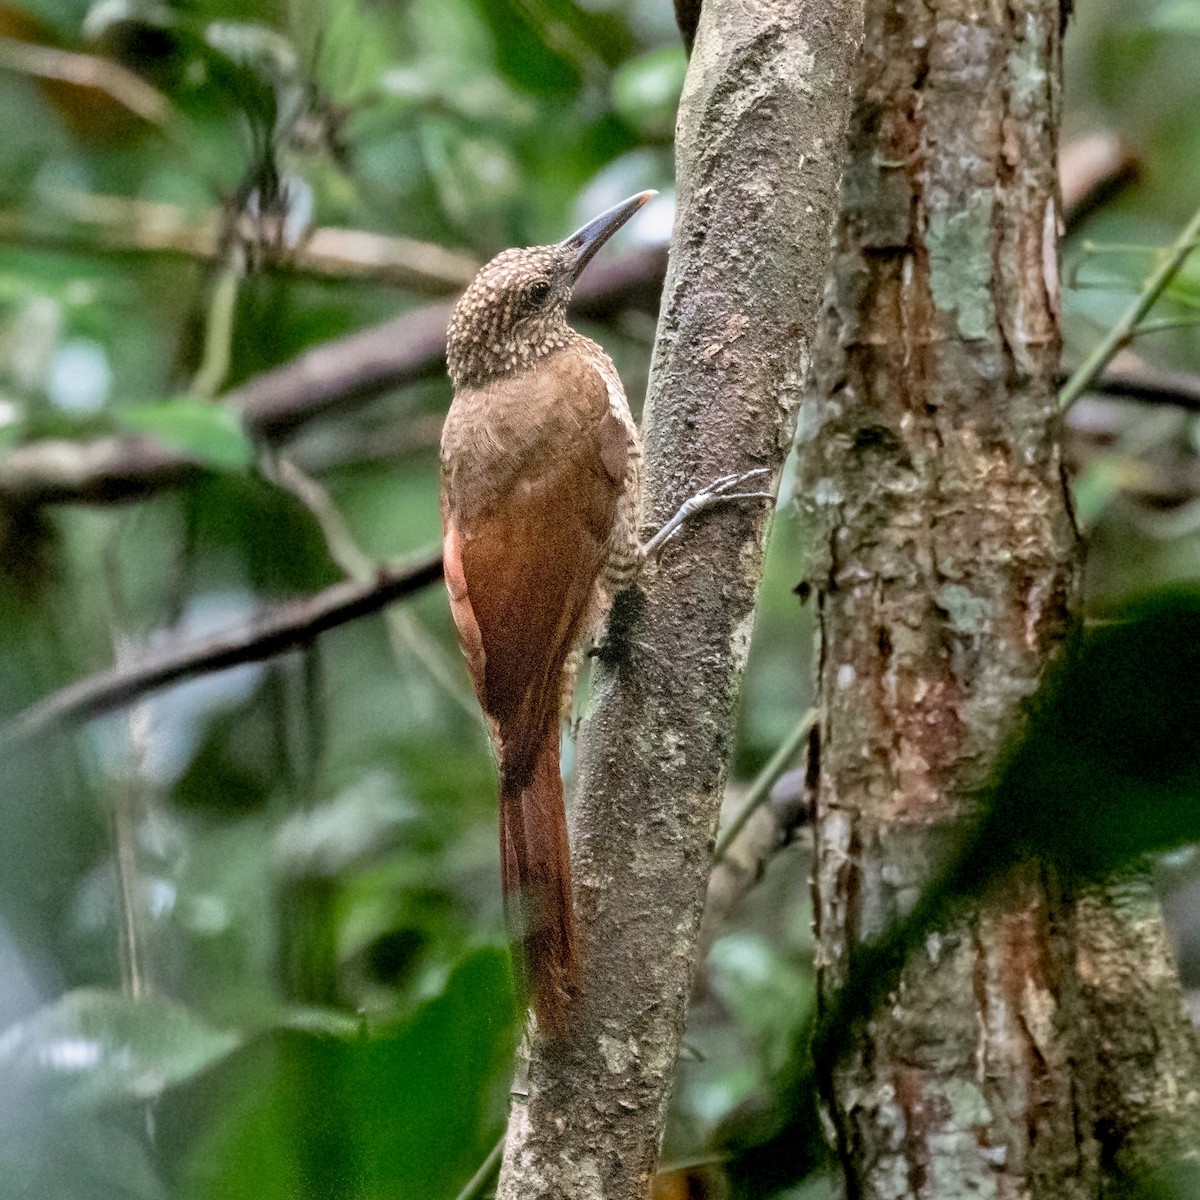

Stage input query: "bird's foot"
[
  {"left": 587, "top": 586, "right": 645, "bottom": 666},
  {"left": 588, "top": 633, "right": 666, "bottom": 669},
  {"left": 638, "top": 468, "right": 773, "bottom": 565}
]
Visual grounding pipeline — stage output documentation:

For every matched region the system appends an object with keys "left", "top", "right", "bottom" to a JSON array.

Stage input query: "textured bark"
[
  {"left": 799, "top": 1, "right": 1098, "bottom": 1195},
  {"left": 1076, "top": 873, "right": 1200, "bottom": 1187},
  {"left": 495, "top": 2, "right": 863, "bottom": 1197}
]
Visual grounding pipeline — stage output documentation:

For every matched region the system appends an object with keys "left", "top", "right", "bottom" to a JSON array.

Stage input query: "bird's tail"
[{"left": 499, "top": 726, "right": 576, "bottom": 1039}]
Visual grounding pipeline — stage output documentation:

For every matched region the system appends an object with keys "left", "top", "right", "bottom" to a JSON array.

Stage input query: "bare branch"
[
  {"left": 1, "top": 363, "right": 1191, "bottom": 513},
  {"left": 1083, "top": 363, "right": 1200, "bottom": 414},
  {"left": 299, "top": 226, "right": 479, "bottom": 293},
  {"left": 0, "top": 36, "right": 171, "bottom": 127},
  {"left": 696, "top": 715, "right": 815, "bottom": 979},
  {"left": 1, "top": 551, "right": 443, "bottom": 745},
  {"left": 262, "top": 452, "right": 478, "bottom": 716},
  {"left": 230, "top": 248, "right": 665, "bottom": 444},
  {"left": 0, "top": 189, "right": 677, "bottom": 304},
  {"left": 232, "top": 301, "right": 456, "bottom": 439},
  {"left": 0, "top": 436, "right": 203, "bottom": 506},
  {"left": 711, "top": 707, "right": 815, "bottom": 865},
  {"left": 0, "top": 123, "right": 1137, "bottom": 506},
  {"left": 0, "top": 190, "right": 481, "bottom": 295},
  {"left": 0, "top": 246, "right": 669, "bottom": 505},
  {"left": 288, "top": 413, "right": 444, "bottom": 473},
  {"left": 1060, "top": 200, "right": 1200, "bottom": 410},
  {"left": 1060, "top": 133, "right": 1139, "bottom": 233}
]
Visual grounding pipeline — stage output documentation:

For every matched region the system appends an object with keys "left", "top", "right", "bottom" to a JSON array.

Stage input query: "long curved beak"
[{"left": 560, "top": 190, "right": 656, "bottom": 282}]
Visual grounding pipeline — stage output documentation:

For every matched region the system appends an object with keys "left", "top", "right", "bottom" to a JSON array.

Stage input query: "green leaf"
[
  {"left": 987, "top": 587, "right": 1200, "bottom": 875},
  {"left": 115, "top": 400, "right": 254, "bottom": 471},
  {"left": 1108, "top": 1161, "right": 1200, "bottom": 1200},
  {"left": 472, "top": 1, "right": 582, "bottom": 97},
  {"left": 184, "top": 948, "right": 517, "bottom": 1200},
  {"left": 0, "top": 989, "right": 242, "bottom": 1112}
]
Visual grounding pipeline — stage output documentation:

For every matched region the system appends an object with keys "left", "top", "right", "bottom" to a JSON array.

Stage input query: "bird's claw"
[
  {"left": 698, "top": 467, "right": 771, "bottom": 497},
  {"left": 639, "top": 468, "right": 774, "bottom": 564}
]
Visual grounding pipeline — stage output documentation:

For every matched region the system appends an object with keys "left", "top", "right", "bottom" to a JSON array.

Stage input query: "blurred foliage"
[{"left": 0, "top": 0, "right": 1198, "bottom": 1198}]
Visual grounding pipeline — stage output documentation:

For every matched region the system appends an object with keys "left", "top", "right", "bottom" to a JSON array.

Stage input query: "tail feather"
[{"left": 499, "top": 728, "right": 576, "bottom": 1039}]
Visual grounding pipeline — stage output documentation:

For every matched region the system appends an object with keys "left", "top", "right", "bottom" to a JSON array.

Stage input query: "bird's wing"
[{"left": 442, "top": 357, "right": 628, "bottom": 782}]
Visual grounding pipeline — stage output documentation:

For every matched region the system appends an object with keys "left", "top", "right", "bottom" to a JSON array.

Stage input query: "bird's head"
[{"left": 446, "top": 190, "right": 655, "bottom": 388}]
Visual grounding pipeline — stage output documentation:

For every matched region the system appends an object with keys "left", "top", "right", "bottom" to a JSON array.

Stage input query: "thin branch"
[
  {"left": 711, "top": 707, "right": 816, "bottom": 864},
  {"left": 190, "top": 264, "right": 241, "bottom": 399},
  {"left": 1060, "top": 202, "right": 1200, "bottom": 410},
  {"left": 454, "top": 1136, "right": 504, "bottom": 1200},
  {"left": 288, "top": 412, "right": 445, "bottom": 473},
  {"left": 1, "top": 551, "right": 443, "bottom": 746},
  {"left": 104, "top": 611, "right": 154, "bottom": 1006},
  {"left": 262, "top": 455, "right": 376, "bottom": 580},
  {"left": 1070, "top": 405, "right": 1187, "bottom": 530},
  {"left": 1084, "top": 364, "right": 1200, "bottom": 414},
  {"left": 0, "top": 36, "right": 171, "bottom": 128},
  {"left": 0, "top": 247, "right": 669, "bottom": 505},
  {"left": 1125, "top": 316, "right": 1200, "bottom": 337},
  {"left": 1, "top": 361, "right": 1193, "bottom": 513},
  {"left": 0, "top": 128, "right": 1135, "bottom": 507},
  {"left": 299, "top": 225, "right": 479, "bottom": 292},
  {"left": 231, "top": 247, "right": 667, "bottom": 439},
  {"left": 0, "top": 436, "right": 205, "bottom": 506},
  {"left": 0, "top": 190, "right": 481, "bottom": 294},
  {"left": 262, "top": 455, "right": 476, "bottom": 718},
  {"left": 235, "top": 301, "right": 456, "bottom": 439},
  {"left": 1060, "top": 133, "right": 1139, "bottom": 233},
  {"left": 695, "top": 713, "right": 815, "bottom": 990}
]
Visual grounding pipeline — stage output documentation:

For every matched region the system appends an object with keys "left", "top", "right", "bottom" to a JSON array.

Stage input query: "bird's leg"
[
  {"left": 637, "top": 468, "right": 773, "bottom": 566},
  {"left": 590, "top": 468, "right": 773, "bottom": 667}
]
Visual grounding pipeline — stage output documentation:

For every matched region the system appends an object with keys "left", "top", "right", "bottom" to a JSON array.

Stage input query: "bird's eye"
[{"left": 527, "top": 280, "right": 552, "bottom": 306}]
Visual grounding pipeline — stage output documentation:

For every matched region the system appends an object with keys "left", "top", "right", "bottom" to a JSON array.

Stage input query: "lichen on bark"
[
  {"left": 798, "top": 0, "right": 1096, "bottom": 1194},
  {"left": 800, "top": 1, "right": 1200, "bottom": 1196},
  {"left": 1076, "top": 872, "right": 1200, "bottom": 1184}
]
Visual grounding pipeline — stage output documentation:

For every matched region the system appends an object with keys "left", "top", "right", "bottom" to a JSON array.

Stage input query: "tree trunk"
[
  {"left": 799, "top": 0, "right": 1098, "bottom": 1195},
  {"left": 803, "top": 0, "right": 1200, "bottom": 1194},
  {"left": 1076, "top": 872, "right": 1200, "bottom": 1187},
  {"left": 495, "top": 2, "right": 863, "bottom": 1196}
]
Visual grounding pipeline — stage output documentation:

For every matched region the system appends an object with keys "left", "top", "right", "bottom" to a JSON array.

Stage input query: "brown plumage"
[{"left": 440, "top": 193, "right": 652, "bottom": 1037}]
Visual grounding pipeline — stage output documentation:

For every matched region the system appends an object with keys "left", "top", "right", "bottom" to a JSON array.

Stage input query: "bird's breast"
[{"left": 441, "top": 345, "right": 624, "bottom": 521}]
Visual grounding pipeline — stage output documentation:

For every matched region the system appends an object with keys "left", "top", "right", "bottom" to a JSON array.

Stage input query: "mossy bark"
[
  {"left": 1076, "top": 873, "right": 1200, "bottom": 1187},
  {"left": 800, "top": 1, "right": 1200, "bottom": 1195},
  {"left": 799, "top": 0, "right": 1094, "bottom": 1195}
]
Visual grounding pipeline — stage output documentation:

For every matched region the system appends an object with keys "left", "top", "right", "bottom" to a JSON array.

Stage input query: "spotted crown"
[{"left": 446, "top": 245, "right": 579, "bottom": 388}]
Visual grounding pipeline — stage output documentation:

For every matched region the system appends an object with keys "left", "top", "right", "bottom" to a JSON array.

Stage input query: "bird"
[{"left": 440, "top": 192, "right": 768, "bottom": 1037}]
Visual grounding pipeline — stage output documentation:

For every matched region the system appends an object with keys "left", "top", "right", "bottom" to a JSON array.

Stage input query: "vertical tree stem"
[
  {"left": 495, "top": 2, "right": 863, "bottom": 1195},
  {"left": 801, "top": 1, "right": 1097, "bottom": 1194}
]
